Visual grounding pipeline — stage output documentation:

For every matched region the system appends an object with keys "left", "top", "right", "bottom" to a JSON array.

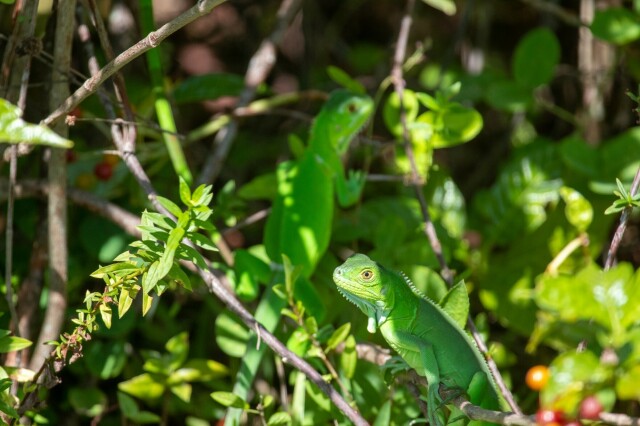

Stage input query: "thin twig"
[
  {"left": 42, "top": 0, "right": 229, "bottom": 128},
  {"left": 605, "top": 166, "right": 640, "bottom": 269},
  {"left": 196, "top": 0, "right": 303, "bottom": 185},
  {"left": 30, "top": 0, "right": 76, "bottom": 373},
  {"left": 389, "top": 0, "right": 521, "bottom": 414},
  {"left": 518, "top": 0, "right": 586, "bottom": 27}
]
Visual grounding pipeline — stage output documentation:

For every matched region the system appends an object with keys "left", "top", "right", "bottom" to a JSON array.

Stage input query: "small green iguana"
[
  {"left": 333, "top": 253, "right": 503, "bottom": 426},
  {"left": 226, "top": 91, "right": 373, "bottom": 426},
  {"left": 264, "top": 90, "right": 374, "bottom": 276}
]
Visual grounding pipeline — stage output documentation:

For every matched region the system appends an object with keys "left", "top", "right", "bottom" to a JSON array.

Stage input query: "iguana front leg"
[
  {"left": 335, "top": 169, "right": 366, "bottom": 207},
  {"left": 393, "top": 332, "right": 446, "bottom": 426}
]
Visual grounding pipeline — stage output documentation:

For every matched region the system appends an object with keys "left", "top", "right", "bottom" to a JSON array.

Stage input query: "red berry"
[
  {"left": 579, "top": 395, "right": 603, "bottom": 420},
  {"left": 94, "top": 162, "right": 113, "bottom": 181},
  {"left": 536, "top": 409, "right": 564, "bottom": 425},
  {"left": 65, "top": 150, "right": 77, "bottom": 163}
]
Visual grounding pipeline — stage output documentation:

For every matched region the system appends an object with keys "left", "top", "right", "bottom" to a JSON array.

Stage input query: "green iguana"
[
  {"left": 225, "top": 91, "right": 373, "bottom": 426},
  {"left": 333, "top": 253, "right": 503, "bottom": 426},
  {"left": 264, "top": 90, "right": 374, "bottom": 276}
]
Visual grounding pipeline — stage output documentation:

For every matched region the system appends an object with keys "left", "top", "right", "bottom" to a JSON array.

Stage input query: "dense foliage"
[{"left": 1, "top": 0, "right": 640, "bottom": 425}]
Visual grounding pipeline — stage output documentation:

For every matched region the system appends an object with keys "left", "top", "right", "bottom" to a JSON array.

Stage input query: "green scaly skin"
[
  {"left": 265, "top": 90, "right": 374, "bottom": 276},
  {"left": 333, "top": 253, "right": 503, "bottom": 426},
  {"left": 225, "top": 92, "right": 373, "bottom": 426}
]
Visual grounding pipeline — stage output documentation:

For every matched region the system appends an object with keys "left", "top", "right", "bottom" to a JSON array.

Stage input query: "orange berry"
[{"left": 526, "top": 365, "right": 550, "bottom": 391}]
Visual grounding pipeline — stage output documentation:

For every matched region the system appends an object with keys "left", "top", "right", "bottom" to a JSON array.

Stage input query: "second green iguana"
[{"left": 333, "top": 253, "right": 504, "bottom": 425}]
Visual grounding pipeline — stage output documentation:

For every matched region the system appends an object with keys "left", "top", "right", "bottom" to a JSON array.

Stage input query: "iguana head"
[
  {"left": 316, "top": 90, "right": 374, "bottom": 155},
  {"left": 333, "top": 253, "right": 391, "bottom": 333}
]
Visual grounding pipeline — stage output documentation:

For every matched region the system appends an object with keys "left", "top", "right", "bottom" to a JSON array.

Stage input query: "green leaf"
[
  {"left": 267, "top": 412, "right": 292, "bottom": 425},
  {"left": 99, "top": 304, "right": 112, "bottom": 329},
  {"left": 540, "top": 351, "right": 608, "bottom": 414},
  {"left": 141, "top": 261, "right": 161, "bottom": 294},
  {"left": 340, "top": 335, "right": 357, "bottom": 379},
  {"left": 117, "top": 392, "right": 162, "bottom": 424},
  {"left": 513, "top": 28, "right": 560, "bottom": 88},
  {"left": 282, "top": 254, "right": 303, "bottom": 297},
  {"left": 118, "top": 373, "right": 165, "bottom": 401},
  {"left": 170, "top": 382, "right": 192, "bottom": 402},
  {"left": 326, "top": 323, "right": 351, "bottom": 352},
  {"left": 237, "top": 172, "right": 278, "bottom": 200},
  {"left": 142, "top": 292, "right": 154, "bottom": 316},
  {"left": 0, "top": 99, "right": 73, "bottom": 148},
  {"left": 69, "top": 387, "right": 107, "bottom": 417},
  {"left": 156, "top": 196, "right": 183, "bottom": 218},
  {"left": 418, "top": 104, "right": 483, "bottom": 148},
  {"left": 327, "top": 66, "right": 365, "bottom": 94},
  {"left": 473, "top": 141, "right": 562, "bottom": 244},
  {"left": 372, "top": 400, "right": 392, "bottom": 426},
  {"left": 86, "top": 341, "right": 127, "bottom": 379},
  {"left": 166, "top": 332, "right": 189, "bottom": 370},
  {"left": 233, "top": 249, "right": 271, "bottom": 301},
  {"left": 210, "top": 391, "right": 249, "bottom": 409},
  {"left": 170, "top": 358, "right": 228, "bottom": 383},
  {"left": 536, "top": 262, "right": 640, "bottom": 342},
  {"left": 485, "top": 79, "right": 532, "bottom": 112},
  {"left": 439, "top": 281, "right": 469, "bottom": 329},
  {"left": 0, "top": 399, "right": 19, "bottom": 419},
  {"left": 0, "top": 335, "right": 32, "bottom": 353},
  {"left": 118, "top": 286, "right": 138, "bottom": 318},
  {"left": 179, "top": 178, "right": 192, "bottom": 206},
  {"left": 383, "top": 89, "right": 420, "bottom": 138},
  {"left": 559, "top": 187, "right": 593, "bottom": 231},
  {"left": 420, "top": 0, "right": 455, "bottom": 15},
  {"left": 188, "top": 232, "right": 217, "bottom": 252},
  {"left": 177, "top": 244, "right": 208, "bottom": 270},
  {"left": 167, "top": 263, "right": 192, "bottom": 291},
  {"left": 173, "top": 73, "right": 247, "bottom": 103},
  {"left": 591, "top": 7, "right": 640, "bottom": 45},
  {"left": 214, "top": 310, "right": 249, "bottom": 358}
]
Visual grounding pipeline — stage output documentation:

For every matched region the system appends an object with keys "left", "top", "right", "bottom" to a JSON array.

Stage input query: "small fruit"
[
  {"left": 94, "top": 162, "right": 113, "bottom": 181},
  {"left": 526, "top": 365, "right": 550, "bottom": 391},
  {"left": 65, "top": 150, "right": 77, "bottom": 163},
  {"left": 102, "top": 153, "right": 120, "bottom": 166},
  {"left": 579, "top": 395, "right": 603, "bottom": 420},
  {"left": 536, "top": 409, "right": 564, "bottom": 425},
  {"left": 76, "top": 172, "right": 96, "bottom": 189}
]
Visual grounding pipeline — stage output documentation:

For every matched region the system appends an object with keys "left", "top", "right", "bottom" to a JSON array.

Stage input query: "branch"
[
  {"left": 42, "top": 0, "right": 229, "bottom": 127},
  {"left": 389, "top": 0, "right": 521, "bottom": 415},
  {"left": 604, "top": 165, "right": 640, "bottom": 269},
  {"left": 196, "top": 0, "right": 303, "bottom": 185},
  {"left": 29, "top": 0, "right": 76, "bottom": 373}
]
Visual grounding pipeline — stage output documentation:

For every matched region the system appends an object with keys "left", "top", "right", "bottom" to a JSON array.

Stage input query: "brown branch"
[
  {"left": 42, "top": 0, "right": 229, "bottom": 128},
  {"left": 518, "top": 0, "right": 586, "bottom": 27},
  {"left": 196, "top": 0, "right": 303, "bottom": 185},
  {"left": 2, "top": 0, "right": 41, "bottom": 360},
  {"left": 389, "top": 0, "right": 521, "bottom": 415},
  {"left": 605, "top": 166, "right": 640, "bottom": 269},
  {"left": 0, "top": 180, "right": 141, "bottom": 238},
  {"left": 30, "top": 0, "right": 76, "bottom": 372}
]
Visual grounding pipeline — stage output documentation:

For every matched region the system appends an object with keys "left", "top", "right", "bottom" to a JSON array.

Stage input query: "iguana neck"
[{"left": 377, "top": 271, "right": 420, "bottom": 325}]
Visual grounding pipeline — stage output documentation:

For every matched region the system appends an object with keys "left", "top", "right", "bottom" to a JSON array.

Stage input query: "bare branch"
[
  {"left": 197, "top": 0, "right": 303, "bottom": 185},
  {"left": 605, "top": 166, "right": 640, "bottom": 269},
  {"left": 389, "top": 0, "right": 521, "bottom": 415},
  {"left": 42, "top": 0, "right": 229, "bottom": 127}
]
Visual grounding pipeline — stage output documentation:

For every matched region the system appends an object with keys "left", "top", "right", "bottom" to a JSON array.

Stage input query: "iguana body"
[
  {"left": 333, "top": 254, "right": 502, "bottom": 425},
  {"left": 264, "top": 90, "right": 373, "bottom": 276},
  {"left": 226, "top": 91, "right": 373, "bottom": 426}
]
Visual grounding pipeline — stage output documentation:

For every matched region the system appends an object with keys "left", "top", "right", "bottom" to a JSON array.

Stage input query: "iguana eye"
[
  {"left": 360, "top": 269, "right": 374, "bottom": 281},
  {"left": 347, "top": 103, "right": 357, "bottom": 113}
]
